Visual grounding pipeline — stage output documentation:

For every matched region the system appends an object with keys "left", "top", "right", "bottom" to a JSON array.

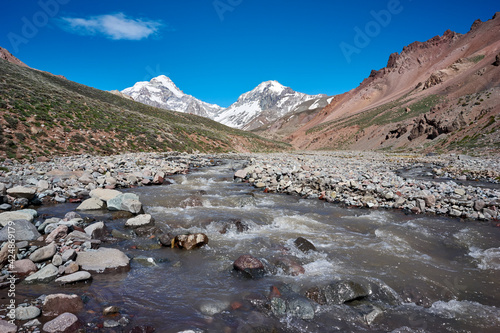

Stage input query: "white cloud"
[{"left": 61, "top": 13, "right": 163, "bottom": 40}]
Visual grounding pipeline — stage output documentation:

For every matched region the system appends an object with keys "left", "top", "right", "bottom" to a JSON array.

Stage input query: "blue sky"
[{"left": 1, "top": 0, "right": 498, "bottom": 107}]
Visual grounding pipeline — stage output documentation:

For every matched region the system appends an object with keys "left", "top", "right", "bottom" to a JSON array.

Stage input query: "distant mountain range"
[{"left": 121, "top": 77, "right": 328, "bottom": 130}]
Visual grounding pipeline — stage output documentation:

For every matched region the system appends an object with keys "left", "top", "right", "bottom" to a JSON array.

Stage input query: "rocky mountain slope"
[
  {"left": 260, "top": 13, "right": 500, "bottom": 155},
  {"left": 214, "top": 80, "right": 326, "bottom": 130},
  {"left": 0, "top": 54, "right": 289, "bottom": 160},
  {"left": 0, "top": 46, "right": 28, "bottom": 68},
  {"left": 121, "top": 75, "right": 223, "bottom": 118}
]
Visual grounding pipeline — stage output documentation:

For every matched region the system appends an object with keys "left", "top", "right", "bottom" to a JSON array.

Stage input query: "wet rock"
[
  {"left": 294, "top": 237, "right": 317, "bottom": 253},
  {"left": 12, "top": 259, "right": 37, "bottom": 276},
  {"left": 64, "top": 212, "right": 81, "bottom": 220},
  {"left": 199, "top": 300, "right": 230, "bottom": 316},
  {"left": 323, "top": 280, "right": 372, "bottom": 304},
  {"left": 180, "top": 195, "right": 203, "bottom": 208},
  {"left": 125, "top": 214, "right": 155, "bottom": 229},
  {"left": 158, "top": 233, "right": 175, "bottom": 247},
  {"left": 233, "top": 255, "right": 265, "bottom": 278},
  {"left": 0, "top": 219, "right": 41, "bottom": 241},
  {"left": 76, "top": 197, "right": 105, "bottom": 211},
  {"left": 42, "top": 312, "right": 80, "bottom": 333},
  {"left": 103, "top": 306, "right": 120, "bottom": 316},
  {"left": 269, "top": 285, "right": 315, "bottom": 320},
  {"left": 0, "top": 209, "right": 36, "bottom": 227},
  {"left": 42, "top": 294, "right": 84, "bottom": 317},
  {"left": 76, "top": 247, "right": 130, "bottom": 273},
  {"left": 24, "top": 264, "right": 58, "bottom": 283},
  {"left": 218, "top": 219, "right": 249, "bottom": 234},
  {"left": 275, "top": 257, "right": 305, "bottom": 276},
  {"left": 134, "top": 226, "right": 163, "bottom": 237},
  {"left": 108, "top": 193, "right": 142, "bottom": 214},
  {"left": 15, "top": 305, "right": 40, "bottom": 320},
  {"left": 305, "top": 286, "right": 327, "bottom": 305},
  {"left": 173, "top": 233, "right": 209, "bottom": 250},
  {"left": 29, "top": 242, "right": 57, "bottom": 263},
  {"left": 0, "top": 319, "right": 17, "bottom": 333},
  {"left": 7, "top": 186, "right": 37, "bottom": 199},
  {"left": 45, "top": 225, "right": 68, "bottom": 243},
  {"left": 84, "top": 222, "right": 106, "bottom": 239},
  {"left": 55, "top": 271, "right": 92, "bottom": 285},
  {"left": 0, "top": 203, "right": 12, "bottom": 210},
  {"left": 90, "top": 188, "right": 121, "bottom": 202}
]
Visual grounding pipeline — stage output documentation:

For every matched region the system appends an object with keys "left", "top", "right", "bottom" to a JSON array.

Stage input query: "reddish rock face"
[
  {"left": 42, "top": 312, "right": 81, "bottom": 333},
  {"left": 12, "top": 259, "right": 37, "bottom": 276},
  {"left": 42, "top": 294, "right": 84, "bottom": 317},
  {"left": 233, "top": 255, "right": 265, "bottom": 278}
]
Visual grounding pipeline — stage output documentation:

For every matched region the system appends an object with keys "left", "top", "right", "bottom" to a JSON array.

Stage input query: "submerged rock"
[
  {"left": 294, "top": 236, "right": 317, "bottom": 253},
  {"left": 233, "top": 255, "right": 266, "bottom": 278},
  {"left": 42, "top": 294, "right": 84, "bottom": 317}
]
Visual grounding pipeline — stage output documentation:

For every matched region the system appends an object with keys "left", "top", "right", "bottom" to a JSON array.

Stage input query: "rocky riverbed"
[
  {"left": 234, "top": 151, "right": 500, "bottom": 221},
  {"left": 0, "top": 151, "right": 499, "bottom": 332}
]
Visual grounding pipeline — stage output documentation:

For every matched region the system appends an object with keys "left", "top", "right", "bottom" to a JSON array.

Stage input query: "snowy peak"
[
  {"left": 122, "top": 75, "right": 222, "bottom": 118},
  {"left": 216, "top": 81, "right": 325, "bottom": 130}
]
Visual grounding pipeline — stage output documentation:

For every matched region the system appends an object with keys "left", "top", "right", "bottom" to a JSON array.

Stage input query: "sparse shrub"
[{"left": 3, "top": 115, "right": 18, "bottom": 129}]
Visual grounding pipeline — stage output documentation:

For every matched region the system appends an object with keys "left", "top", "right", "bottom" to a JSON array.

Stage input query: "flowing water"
[{"left": 19, "top": 160, "right": 500, "bottom": 332}]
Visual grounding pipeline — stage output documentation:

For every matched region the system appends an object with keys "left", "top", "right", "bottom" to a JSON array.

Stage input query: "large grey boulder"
[
  {"left": 0, "top": 209, "right": 37, "bottom": 227},
  {"left": 6, "top": 186, "right": 37, "bottom": 199},
  {"left": 107, "top": 193, "right": 142, "bottom": 213},
  {"left": 0, "top": 220, "right": 41, "bottom": 241},
  {"left": 76, "top": 248, "right": 130, "bottom": 273}
]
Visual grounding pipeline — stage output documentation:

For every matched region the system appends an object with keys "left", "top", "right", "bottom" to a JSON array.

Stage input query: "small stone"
[
  {"left": 62, "top": 261, "right": 80, "bottom": 275},
  {"left": 55, "top": 271, "right": 92, "bottom": 285},
  {"left": 45, "top": 225, "right": 68, "bottom": 243},
  {"left": 76, "top": 197, "right": 105, "bottom": 211},
  {"left": 234, "top": 169, "right": 248, "bottom": 179},
  {"left": 423, "top": 195, "right": 436, "bottom": 207},
  {"left": 255, "top": 182, "right": 266, "bottom": 188},
  {"left": 12, "top": 259, "right": 37, "bottom": 276},
  {"left": 52, "top": 254, "right": 63, "bottom": 267},
  {"left": 15, "top": 306, "right": 41, "bottom": 320},
  {"left": 125, "top": 214, "right": 155, "bottom": 229},
  {"left": 474, "top": 200, "right": 486, "bottom": 211},
  {"left": 29, "top": 242, "right": 57, "bottom": 263},
  {"left": 103, "top": 306, "right": 120, "bottom": 316},
  {"left": 294, "top": 237, "right": 317, "bottom": 253},
  {"left": 24, "top": 264, "right": 58, "bottom": 283},
  {"left": 84, "top": 222, "right": 106, "bottom": 239},
  {"left": 61, "top": 249, "right": 77, "bottom": 263},
  {"left": 172, "top": 233, "right": 209, "bottom": 250},
  {"left": 0, "top": 319, "right": 17, "bottom": 333},
  {"left": 454, "top": 188, "right": 466, "bottom": 196},
  {"left": 42, "top": 313, "right": 80, "bottom": 333}
]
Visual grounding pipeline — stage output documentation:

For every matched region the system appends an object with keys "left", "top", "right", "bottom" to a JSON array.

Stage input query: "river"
[{"left": 20, "top": 159, "right": 500, "bottom": 332}]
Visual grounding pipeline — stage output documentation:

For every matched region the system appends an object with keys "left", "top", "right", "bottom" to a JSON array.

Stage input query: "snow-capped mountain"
[
  {"left": 215, "top": 81, "right": 325, "bottom": 130},
  {"left": 121, "top": 75, "right": 223, "bottom": 118}
]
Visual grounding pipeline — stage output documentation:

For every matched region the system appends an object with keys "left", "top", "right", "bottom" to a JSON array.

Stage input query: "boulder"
[
  {"left": 172, "top": 233, "right": 209, "bottom": 250},
  {"left": 323, "top": 280, "right": 372, "bottom": 305},
  {"left": 76, "top": 197, "right": 105, "bottom": 211},
  {"left": 0, "top": 209, "right": 36, "bottom": 227},
  {"left": 0, "top": 219, "right": 41, "bottom": 241},
  {"left": 125, "top": 214, "right": 154, "bottom": 229},
  {"left": 15, "top": 306, "right": 40, "bottom": 320},
  {"left": 55, "top": 271, "right": 92, "bottom": 285},
  {"left": 42, "top": 294, "right": 84, "bottom": 317},
  {"left": 45, "top": 225, "right": 68, "bottom": 243},
  {"left": 6, "top": 186, "right": 37, "bottom": 199},
  {"left": 75, "top": 248, "right": 130, "bottom": 273},
  {"left": 24, "top": 264, "right": 58, "bottom": 283},
  {"left": 42, "top": 313, "right": 80, "bottom": 333},
  {"left": 107, "top": 193, "right": 142, "bottom": 213},
  {"left": 12, "top": 259, "right": 37, "bottom": 276},
  {"left": 89, "top": 188, "right": 121, "bottom": 201},
  {"left": 29, "top": 242, "right": 57, "bottom": 263},
  {"left": 84, "top": 222, "right": 106, "bottom": 239},
  {"left": 233, "top": 255, "right": 265, "bottom": 278},
  {"left": 294, "top": 237, "right": 317, "bottom": 253},
  {"left": 61, "top": 249, "right": 77, "bottom": 263}
]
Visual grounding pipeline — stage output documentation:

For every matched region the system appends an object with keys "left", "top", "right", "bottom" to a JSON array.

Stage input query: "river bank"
[
  {"left": 0, "top": 151, "right": 499, "bottom": 332},
  {"left": 235, "top": 151, "right": 500, "bottom": 221}
]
